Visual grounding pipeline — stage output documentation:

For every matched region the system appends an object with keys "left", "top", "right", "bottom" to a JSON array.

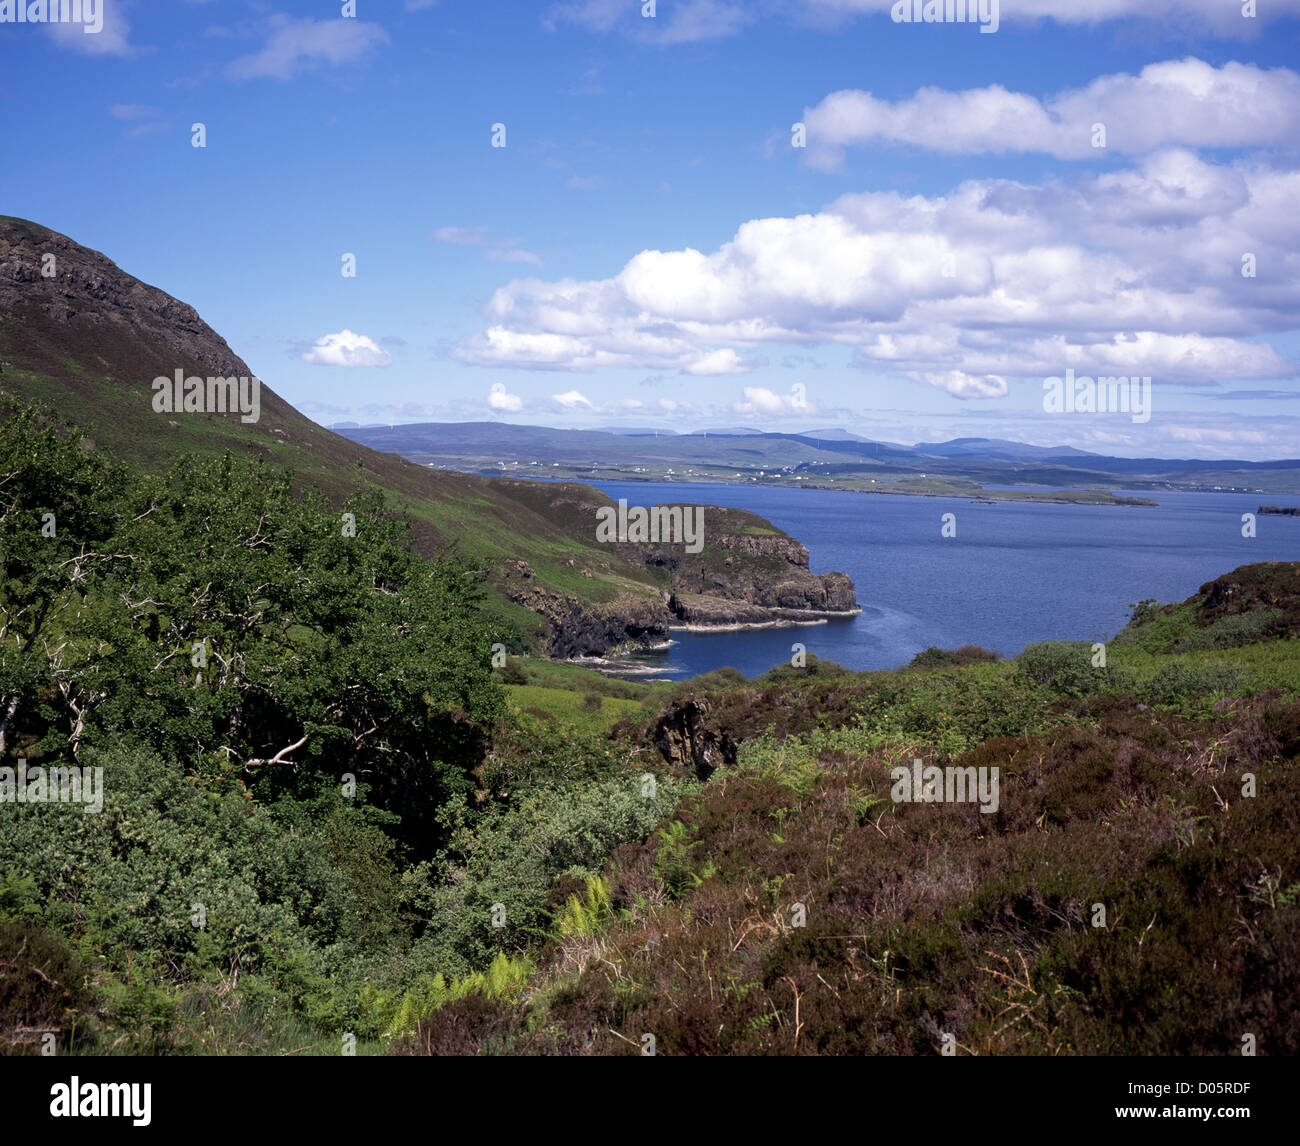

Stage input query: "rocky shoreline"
[
  {"left": 670, "top": 607, "right": 861, "bottom": 633},
  {"left": 512, "top": 590, "right": 861, "bottom": 660}
]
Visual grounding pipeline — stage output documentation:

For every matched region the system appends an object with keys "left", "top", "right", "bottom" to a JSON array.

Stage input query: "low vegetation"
[{"left": 404, "top": 574, "right": 1300, "bottom": 1056}]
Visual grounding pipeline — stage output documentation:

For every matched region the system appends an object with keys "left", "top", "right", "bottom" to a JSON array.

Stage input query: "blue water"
[{"left": 588, "top": 480, "right": 1300, "bottom": 679}]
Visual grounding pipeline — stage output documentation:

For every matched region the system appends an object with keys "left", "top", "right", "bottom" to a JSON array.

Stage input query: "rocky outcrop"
[
  {"left": 648, "top": 522, "right": 859, "bottom": 627},
  {"left": 1195, "top": 561, "right": 1300, "bottom": 636},
  {"left": 544, "top": 595, "right": 670, "bottom": 660},
  {"left": 667, "top": 593, "right": 840, "bottom": 627},
  {"left": 499, "top": 571, "right": 672, "bottom": 658},
  {"left": 649, "top": 697, "right": 739, "bottom": 780},
  {"left": 494, "top": 498, "right": 860, "bottom": 656},
  {"left": 0, "top": 216, "right": 254, "bottom": 381},
  {"left": 668, "top": 570, "right": 857, "bottom": 626}
]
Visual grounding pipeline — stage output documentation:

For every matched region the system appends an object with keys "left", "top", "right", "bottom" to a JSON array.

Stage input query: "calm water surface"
[{"left": 587, "top": 480, "right": 1300, "bottom": 679}]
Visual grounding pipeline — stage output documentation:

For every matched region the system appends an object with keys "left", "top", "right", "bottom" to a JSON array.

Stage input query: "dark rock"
[
  {"left": 0, "top": 217, "right": 255, "bottom": 382},
  {"left": 650, "top": 697, "right": 739, "bottom": 780}
]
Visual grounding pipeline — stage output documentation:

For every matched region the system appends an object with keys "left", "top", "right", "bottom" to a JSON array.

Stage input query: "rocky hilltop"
[
  {"left": 0, "top": 216, "right": 251, "bottom": 379},
  {"left": 0, "top": 216, "right": 858, "bottom": 659}
]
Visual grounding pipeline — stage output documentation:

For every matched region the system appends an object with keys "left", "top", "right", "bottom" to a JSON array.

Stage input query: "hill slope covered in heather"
[{"left": 400, "top": 563, "right": 1300, "bottom": 1055}]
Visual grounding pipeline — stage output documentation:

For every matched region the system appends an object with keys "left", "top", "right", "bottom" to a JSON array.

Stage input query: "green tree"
[
  {"left": 1, "top": 402, "right": 505, "bottom": 855},
  {"left": 0, "top": 398, "right": 129, "bottom": 756}
]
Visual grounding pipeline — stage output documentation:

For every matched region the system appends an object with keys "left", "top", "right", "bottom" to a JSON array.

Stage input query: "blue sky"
[{"left": 2, "top": 0, "right": 1299, "bottom": 458}]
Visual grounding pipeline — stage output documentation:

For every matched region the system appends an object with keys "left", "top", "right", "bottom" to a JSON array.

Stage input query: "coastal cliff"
[{"left": 490, "top": 480, "right": 859, "bottom": 657}]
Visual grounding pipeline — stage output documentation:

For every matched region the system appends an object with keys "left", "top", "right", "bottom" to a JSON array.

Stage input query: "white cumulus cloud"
[
  {"left": 454, "top": 149, "right": 1300, "bottom": 395},
  {"left": 684, "top": 349, "right": 750, "bottom": 375},
  {"left": 302, "top": 330, "right": 392, "bottom": 367},
  {"left": 732, "top": 385, "right": 818, "bottom": 416},
  {"left": 915, "top": 371, "right": 1008, "bottom": 399},
  {"left": 803, "top": 59, "right": 1300, "bottom": 166},
  {"left": 488, "top": 383, "right": 523, "bottom": 411},
  {"left": 552, "top": 390, "right": 595, "bottom": 409}
]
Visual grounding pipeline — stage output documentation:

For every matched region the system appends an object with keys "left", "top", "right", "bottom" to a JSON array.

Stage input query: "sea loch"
[{"left": 591, "top": 480, "right": 1300, "bottom": 679}]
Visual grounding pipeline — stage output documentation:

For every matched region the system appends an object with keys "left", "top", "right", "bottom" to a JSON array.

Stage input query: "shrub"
[
  {"left": 1015, "top": 641, "right": 1107, "bottom": 697},
  {"left": 672, "top": 666, "right": 748, "bottom": 698},
  {"left": 1140, "top": 662, "right": 1251, "bottom": 706},
  {"left": 407, "top": 770, "right": 682, "bottom": 976},
  {"left": 758, "top": 654, "right": 854, "bottom": 685},
  {"left": 909, "top": 645, "right": 1000, "bottom": 669},
  {"left": 0, "top": 920, "right": 91, "bottom": 1055},
  {"left": 1172, "top": 610, "right": 1283, "bottom": 653},
  {"left": 0, "top": 745, "right": 350, "bottom": 988},
  {"left": 1127, "top": 598, "right": 1163, "bottom": 626},
  {"left": 852, "top": 666, "right": 1060, "bottom": 760}
]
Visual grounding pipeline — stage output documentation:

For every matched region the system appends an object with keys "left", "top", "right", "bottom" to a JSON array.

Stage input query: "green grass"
[
  {"left": 505, "top": 684, "right": 651, "bottom": 734},
  {"left": 511, "top": 657, "right": 673, "bottom": 699},
  {"left": 1109, "top": 637, "right": 1300, "bottom": 698}
]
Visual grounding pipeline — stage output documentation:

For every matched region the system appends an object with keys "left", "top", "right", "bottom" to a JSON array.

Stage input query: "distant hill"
[
  {"left": 337, "top": 420, "right": 1300, "bottom": 497},
  {"left": 593, "top": 425, "right": 681, "bottom": 436},
  {"left": 914, "top": 437, "right": 1101, "bottom": 460},
  {"left": 685, "top": 426, "right": 767, "bottom": 436},
  {"left": 336, "top": 420, "right": 879, "bottom": 475},
  {"left": 799, "top": 428, "right": 880, "bottom": 442}
]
